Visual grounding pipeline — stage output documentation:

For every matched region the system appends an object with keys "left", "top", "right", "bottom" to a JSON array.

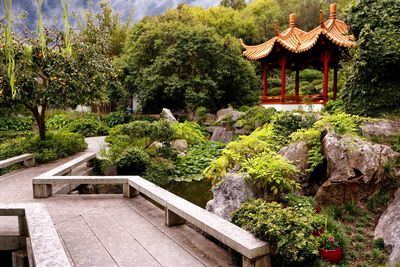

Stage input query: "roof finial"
[
  {"left": 320, "top": 10, "right": 324, "bottom": 27},
  {"left": 329, "top": 3, "right": 337, "bottom": 19},
  {"left": 289, "top": 14, "right": 296, "bottom": 28},
  {"left": 274, "top": 20, "right": 279, "bottom": 36}
]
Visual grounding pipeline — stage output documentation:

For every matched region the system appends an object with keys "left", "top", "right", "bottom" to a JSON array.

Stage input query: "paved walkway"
[{"left": 0, "top": 137, "right": 234, "bottom": 266}]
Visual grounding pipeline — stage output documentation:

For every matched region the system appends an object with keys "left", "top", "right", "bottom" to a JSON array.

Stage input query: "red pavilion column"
[
  {"left": 281, "top": 56, "right": 287, "bottom": 102},
  {"left": 323, "top": 51, "right": 330, "bottom": 104},
  {"left": 333, "top": 65, "right": 338, "bottom": 100},
  {"left": 263, "top": 63, "right": 269, "bottom": 99},
  {"left": 295, "top": 69, "right": 300, "bottom": 103}
]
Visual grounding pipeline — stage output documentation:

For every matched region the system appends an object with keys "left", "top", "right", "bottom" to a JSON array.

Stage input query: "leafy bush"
[
  {"left": 171, "top": 121, "right": 207, "bottom": 145},
  {"left": 0, "top": 117, "right": 33, "bottom": 131},
  {"left": 0, "top": 137, "right": 31, "bottom": 161},
  {"left": 203, "top": 124, "right": 283, "bottom": 184},
  {"left": 314, "top": 112, "right": 363, "bottom": 135},
  {"left": 115, "top": 146, "right": 151, "bottom": 175},
  {"left": 272, "top": 112, "right": 316, "bottom": 141},
  {"left": 291, "top": 128, "right": 324, "bottom": 173},
  {"left": 0, "top": 131, "right": 33, "bottom": 142},
  {"left": 143, "top": 157, "right": 175, "bottom": 186},
  {"left": 242, "top": 152, "right": 300, "bottom": 196},
  {"left": 46, "top": 114, "right": 70, "bottom": 130},
  {"left": 300, "top": 69, "right": 322, "bottom": 82},
  {"left": 103, "top": 111, "right": 131, "bottom": 127},
  {"left": 239, "top": 106, "right": 276, "bottom": 131},
  {"left": 232, "top": 199, "right": 321, "bottom": 265},
  {"left": 67, "top": 119, "right": 109, "bottom": 137},
  {"left": 173, "top": 142, "right": 224, "bottom": 180},
  {"left": 28, "top": 132, "right": 87, "bottom": 163}
]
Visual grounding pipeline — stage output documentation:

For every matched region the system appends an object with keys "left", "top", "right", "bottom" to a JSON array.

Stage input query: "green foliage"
[
  {"left": 115, "top": 146, "right": 150, "bottom": 175},
  {"left": 314, "top": 112, "right": 363, "bottom": 135},
  {"left": 103, "top": 111, "right": 132, "bottom": 127},
  {"left": 220, "top": 0, "right": 246, "bottom": 10},
  {"left": 0, "top": 137, "right": 31, "bottom": 161},
  {"left": 171, "top": 121, "right": 207, "bottom": 145},
  {"left": 342, "top": 0, "right": 400, "bottom": 116},
  {"left": 143, "top": 157, "right": 175, "bottom": 186},
  {"left": 173, "top": 142, "right": 224, "bottom": 180},
  {"left": 291, "top": 128, "right": 324, "bottom": 173},
  {"left": 119, "top": 19, "right": 258, "bottom": 112},
  {"left": 203, "top": 124, "right": 283, "bottom": 184},
  {"left": 67, "top": 118, "right": 109, "bottom": 137},
  {"left": 242, "top": 152, "right": 300, "bottom": 196},
  {"left": 272, "top": 112, "right": 317, "bottom": 140},
  {"left": 28, "top": 132, "right": 87, "bottom": 163},
  {"left": 232, "top": 199, "right": 321, "bottom": 265},
  {"left": 46, "top": 114, "right": 70, "bottom": 130},
  {"left": 239, "top": 106, "right": 276, "bottom": 131},
  {"left": 0, "top": 117, "right": 33, "bottom": 131}
]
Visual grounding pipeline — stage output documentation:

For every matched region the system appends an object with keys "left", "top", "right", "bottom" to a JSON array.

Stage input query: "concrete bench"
[
  {"left": 0, "top": 154, "right": 35, "bottom": 169},
  {"left": 0, "top": 203, "right": 71, "bottom": 267},
  {"left": 33, "top": 173, "right": 270, "bottom": 266}
]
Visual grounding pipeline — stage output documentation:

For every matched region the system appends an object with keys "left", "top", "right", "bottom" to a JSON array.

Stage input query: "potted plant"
[{"left": 318, "top": 232, "right": 342, "bottom": 263}]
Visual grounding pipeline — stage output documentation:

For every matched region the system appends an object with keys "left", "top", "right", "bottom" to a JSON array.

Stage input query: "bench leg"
[
  {"left": 23, "top": 158, "right": 35, "bottom": 167},
  {"left": 123, "top": 184, "right": 139, "bottom": 198},
  {"left": 242, "top": 255, "right": 271, "bottom": 267},
  {"left": 165, "top": 208, "right": 186, "bottom": 227},
  {"left": 33, "top": 184, "right": 52, "bottom": 198},
  {"left": 12, "top": 249, "right": 28, "bottom": 267}
]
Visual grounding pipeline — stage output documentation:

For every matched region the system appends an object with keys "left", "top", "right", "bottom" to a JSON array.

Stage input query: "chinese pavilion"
[{"left": 240, "top": 3, "right": 356, "bottom": 111}]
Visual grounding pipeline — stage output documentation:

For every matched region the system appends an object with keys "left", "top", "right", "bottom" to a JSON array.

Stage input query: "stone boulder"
[
  {"left": 216, "top": 107, "right": 244, "bottom": 123},
  {"left": 160, "top": 108, "right": 177, "bottom": 122},
  {"left": 278, "top": 141, "right": 321, "bottom": 195},
  {"left": 315, "top": 133, "right": 399, "bottom": 204},
  {"left": 375, "top": 189, "right": 400, "bottom": 265},
  {"left": 361, "top": 119, "right": 400, "bottom": 137},
  {"left": 171, "top": 139, "right": 188, "bottom": 156},
  {"left": 210, "top": 126, "right": 233, "bottom": 143},
  {"left": 206, "top": 173, "right": 255, "bottom": 220}
]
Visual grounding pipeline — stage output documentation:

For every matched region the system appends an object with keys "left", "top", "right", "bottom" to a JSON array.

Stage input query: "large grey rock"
[
  {"left": 160, "top": 108, "right": 177, "bottom": 122},
  {"left": 315, "top": 133, "right": 399, "bottom": 204},
  {"left": 278, "top": 141, "right": 320, "bottom": 195},
  {"left": 210, "top": 127, "right": 233, "bottom": 143},
  {"left": 171, "top": 139, "right": 188, "bottom": 156},
  {"left": 206, "top": 173, "right": 255, "bottom": 220},
  {"left": 361, "top": 119, "right": 400, "bottom": 137},
  {"left": 375, "top": 189, "right": 400, "bottom": 265},
  {"left": 216, "top": 107, "right": 244, "bottom": 123}
]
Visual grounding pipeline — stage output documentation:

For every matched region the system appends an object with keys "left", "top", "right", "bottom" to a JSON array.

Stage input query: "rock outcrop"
[
  {"left": 171, "top": 139, "right": 188, "bottom": 156},
  {"left": 315, "top": 133, "right": 399, "bottom": 204},
  {"left": 278, "top": 141, "right": 321, "bottom": 195},
  {"left": 216, "top": 107, "right": 244, "bottom": 123},
  {"left": 375, "top": 189, "right": 400, "bottom": 265},
  {"left": 160, "top": 108, "right": 177, "bottom": 122},
  {"left": 206, "top": 173, "right": 255, "bottom": 220},
  {"left": 361, "top": 119, "right": 400, "bottom": 137},
  {"left": 210, "top": 126, "right": 233, "bottom": 143}
]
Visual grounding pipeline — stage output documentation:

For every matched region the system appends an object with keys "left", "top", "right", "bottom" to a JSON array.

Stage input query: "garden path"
[{"left": 0, "top": 137, "right": 234, "bottom": 266}]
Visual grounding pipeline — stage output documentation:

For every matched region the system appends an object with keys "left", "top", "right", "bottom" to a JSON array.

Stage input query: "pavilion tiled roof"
[{"left": 241, "top": 4, "right": 356, "bottom": 61}]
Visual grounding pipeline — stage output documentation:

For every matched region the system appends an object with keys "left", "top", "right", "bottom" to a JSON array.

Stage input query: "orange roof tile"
[{"left": 241, "top": 4, "right": 356, "bottom": 61}]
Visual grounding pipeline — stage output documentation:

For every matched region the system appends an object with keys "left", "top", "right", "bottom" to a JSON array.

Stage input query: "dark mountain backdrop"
[{"left": 1, "top": 0, "right": 220, "bottom": 29}]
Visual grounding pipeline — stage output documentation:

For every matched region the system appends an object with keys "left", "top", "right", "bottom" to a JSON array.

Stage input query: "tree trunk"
[{"left": 31, "top": 106, "right": 47, "bottom": 140}]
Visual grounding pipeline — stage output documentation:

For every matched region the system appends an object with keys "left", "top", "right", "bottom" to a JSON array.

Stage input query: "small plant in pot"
[{"left": 318, "top": 232, "right": 342, "bottom": 264}]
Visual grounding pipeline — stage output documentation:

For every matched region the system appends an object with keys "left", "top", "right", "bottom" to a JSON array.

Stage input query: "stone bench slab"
[{"left": 0, "top": 154, "right": 34, "bottom": 169}]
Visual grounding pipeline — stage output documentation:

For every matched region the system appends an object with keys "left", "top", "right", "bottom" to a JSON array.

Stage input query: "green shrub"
[
  {"left": 103, "top": 111, "right": 131, "bottom": 127},
  {"left": 67, "top": 119, "right": 109, "bottom": 137},
  {"left": 0, "top": 137, "right": 31, "bottom": 160},
  {"left": 314, "top": 112, "right": 363, "bottom": 135},
  {"left": 28, "top": 132, "right": 87, "bottom": 163},
  {"left": 272, "top": 112, "right": 316, "bottom": 140},
  {"left": 0, "top": 117, "right": 33, "bottom": 131},
  {"left": 232, "top": 199, "right": 321, "bottom": 265},
  {"left": 46, "top": 114, "right": 70, "bottom": 130},
  {"left": 300, "top": 69, "right": 322, "bottom": 82},
  {"left": 171, "top": 121, "right": 207, "bottom": 145},
  {"left": 240, "top": 106, "right": 276, "bottom": 131},
  {"left": 143, "top": 157, "right": 175, "bottom": 186},
  {"left": 0, "top": 131, "right": 33, "bottom": 142},
  {"left": 174, "top": 142, "right": 224, "bottom": 180},
  {"left": 115, "top": 146, "right": 150, "bottom": 175},
  {"left": 291, "top": 128, "right": 324, "bottom": 173},
  {"left": 242, "top": 152, "right": 300, "bottom": 196}
]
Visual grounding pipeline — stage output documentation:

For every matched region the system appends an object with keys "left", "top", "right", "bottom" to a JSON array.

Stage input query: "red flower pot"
[{"left": 319, "top": 247, "right": 342, "bottom": 264}]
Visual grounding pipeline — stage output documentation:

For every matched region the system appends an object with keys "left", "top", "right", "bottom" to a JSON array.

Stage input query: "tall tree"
[{"left": 341, "top": 0, "right": 400, "bottom": 115}]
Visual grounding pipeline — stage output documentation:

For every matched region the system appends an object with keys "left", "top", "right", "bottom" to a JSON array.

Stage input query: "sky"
[{"left": 1, "top": 0, "right": 221, "bottom": 29}]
